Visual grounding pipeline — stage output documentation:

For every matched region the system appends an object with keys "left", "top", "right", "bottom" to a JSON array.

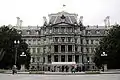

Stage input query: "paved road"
[{"left": 0, "top": 73, "right": 120, "bottom": 80}]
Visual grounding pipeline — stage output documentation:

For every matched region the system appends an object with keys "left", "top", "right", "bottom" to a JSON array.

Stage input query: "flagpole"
[{"left": 62, "top": 4, "right": 66, "bottom": 11}]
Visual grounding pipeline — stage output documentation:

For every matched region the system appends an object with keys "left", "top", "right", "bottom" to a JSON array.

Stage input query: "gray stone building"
[{"left": 15, "top": 11, "right": 110, "bottom": 72}]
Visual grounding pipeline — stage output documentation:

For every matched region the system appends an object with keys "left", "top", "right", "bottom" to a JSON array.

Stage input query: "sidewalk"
[
  {"left": 101, "top": 69, "right": 120, "bottom": 74},
  {"left": 2, "top": 70, "right": 120, "bottom": 75}
]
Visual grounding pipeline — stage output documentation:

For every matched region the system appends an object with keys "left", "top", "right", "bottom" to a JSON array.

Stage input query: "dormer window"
[
  {"left": 36, "top": 30, "right": 39, "bottom": 35},
  {"left": 86, "top": 30, "right": 91, "bottom": 34},
  {"left": 27, "top": 30, "right": 30, "bottom": 35},
  {"left": 96, "top": 30, "right": 100, "bottom": 34}
]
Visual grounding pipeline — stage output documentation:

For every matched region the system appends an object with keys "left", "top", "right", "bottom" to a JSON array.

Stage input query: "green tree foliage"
[
  {"left": 0, "top": 26, "right": 30, "bottom": 69},
  {"left": 94, "top": 24, "right": 120, "bottom": 69}
]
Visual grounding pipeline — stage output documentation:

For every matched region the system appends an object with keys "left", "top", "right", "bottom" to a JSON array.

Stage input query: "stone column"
[
  {"left": 58, "top": 45, "right": 60, "bottom": 53},
  {"left": 59, "top": 55, "right": 61, "bottom": 62},
  {"left": 72, "top": 45, "right": 74, "bottom": 52},
  {"left": 51, "top": 45, "right": 54, "bottom": 53},
  {"left": 65, "top": 55, "right": 67, "bottom": 62},
  {"left": 35, "top": 56, "right": 37, "bottom": 63},
  {"left": 78, "top": 46, "right": 81, "bottom": 52},
  {"left": 72, "top": 55, "right": 75, "bottom": 62},
  {"left": 51, "top": 55, "right": 54, "bottom": 62},
  {"left": 45, "top": 56, "right": 48, "bottom": 63},
  {"left": 65, "top": 45, "right": 68, "bottom": 52},
  {"left": 79, "top": 55, "right": 82, "bottom": 63},
  {"left": 83, "top": 47, "right": 86, "bottom": 53},
  {"left": 66, "top": 55, "right": 68, "bottom": 62}
]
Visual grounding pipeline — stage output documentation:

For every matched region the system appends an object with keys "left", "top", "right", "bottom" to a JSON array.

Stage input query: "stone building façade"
[{"left": 16, "top": 11, "right": 110, "bottom": 72}]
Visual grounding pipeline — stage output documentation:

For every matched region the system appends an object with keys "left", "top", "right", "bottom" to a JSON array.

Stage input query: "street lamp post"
[
  {"left": 101, "top": 52, "right": 107, "bottom": 71},
  {"left": 43, "top": 47, "right": 45, "bottom": 71},
  {"left": 14, "top": 40, "right": 20, "bottom": 68},
  {"left": 82, "top": 53, "right": 85, "bottom": 71},
  {"left": 87, "top": 60, "right": 90, "bottom": 71}
]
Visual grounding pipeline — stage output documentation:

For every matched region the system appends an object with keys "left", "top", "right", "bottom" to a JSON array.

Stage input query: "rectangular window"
[
  {"left": 61, "top": 55, "right": 65, "bottom": 62},
  {"left": 75, "top": 46, "right": 78, "bottom": 52},
  {"left": 54, "top": 55, "right": 58, "bottom": 62},
  {"left": 61, "top": 45, "right": 65, "bottom": 52},
  {"left": 75, "top": 55, "right": 79, "bottom": 63},
  {"left": 68, "top": 55, "right": 72, "bottom": 62},
  {"left": 48, "top": 55, "right": 51, "bottom": 63},
  {"left": 54, "top": 45, "right": 58, "bottom": 52},
  {"left": 68, "top": 45, "right": 72, "bottom": 52}
]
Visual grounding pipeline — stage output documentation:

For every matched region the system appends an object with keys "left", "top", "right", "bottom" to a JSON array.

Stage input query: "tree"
[
  {"left": 0, "top": 26, "right": 30, "bottom": 69},
  {"left": 94, "top": 24, "right": 120, "bottom": 69}
]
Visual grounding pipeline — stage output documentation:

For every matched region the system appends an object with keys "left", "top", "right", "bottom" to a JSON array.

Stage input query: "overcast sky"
[{"left": 0, "top": 0, "right": 120, "bottom": 26}]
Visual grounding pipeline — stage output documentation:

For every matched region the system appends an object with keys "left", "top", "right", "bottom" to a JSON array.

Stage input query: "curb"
[{"left": 1, "top": 71, "right": 120, "bottom": 75}]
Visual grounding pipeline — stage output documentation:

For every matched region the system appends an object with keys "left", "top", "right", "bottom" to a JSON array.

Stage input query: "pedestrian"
[{"left": 12, "top": 65, "right": 17, "bottom": 75}]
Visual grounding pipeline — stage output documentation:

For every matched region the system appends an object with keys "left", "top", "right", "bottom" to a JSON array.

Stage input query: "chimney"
[
  {"left": 104, "top": 16, "right": 110, "bottom": 27},
  {"left": 20, "top": 20, "right": 23, "bottom": 28},
  {"left": 43, "top": 16, "right": 47, "bottom": 26},
  {"left": 79, "top": 16, "right": 83, "bottom": 25},
  {"left": 16, "top": 17, "right": 20, "bottom": 27}
]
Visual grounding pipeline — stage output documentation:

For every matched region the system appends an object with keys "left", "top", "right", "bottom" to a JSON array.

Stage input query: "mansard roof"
[{"left": 48, "top": 11, "right": 78, "bottom": 24}]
